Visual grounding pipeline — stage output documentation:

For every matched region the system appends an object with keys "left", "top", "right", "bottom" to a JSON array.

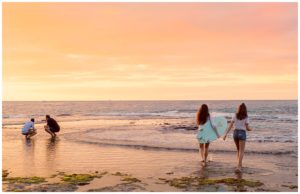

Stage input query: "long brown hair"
[
  {"left": 236, "top": 103, "right": 248, "bottom": 120},
  {"left": 196, "top": 104, "right": 210, "bottom": 125}
]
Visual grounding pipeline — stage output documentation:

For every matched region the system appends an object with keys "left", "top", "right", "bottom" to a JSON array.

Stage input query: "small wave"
[
  {"left": 65, "top": 137, "right": 297, "bottom": 156},
  {"left": 3, "top": 110, "right": 297, "bottom": 123},
  {"left": 82, "top": 111, "right": 230, "bottom": 119},
  {"left": 254, "top": 139, "right": 297, "bottom": 143},
  {"left": 63, "top": 128, "right": 297, "bottom": 156},
  {"left": 249, "top": 114, "right": 298, "bottom": 122},
  {"left": 57, "top": 114, "right": 72, "bottom": 117},
  {"left": 83, "top": 111, "right": 193, "bottom": 118},
  {"left": 2, "top": 114, "right": 26, "bottom": 119}
]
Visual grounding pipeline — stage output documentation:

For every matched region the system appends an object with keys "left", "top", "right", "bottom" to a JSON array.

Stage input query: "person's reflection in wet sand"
[
  {"left": 22, "top": 138, "right": 36, "bottom": 174},
  {"left": 45, "top": 137, "right": 60, "bottom": 172},
  {"left": 234, "top": 171, "right": 246, "bottom": 191},
  {"left": 198, "top": 166, "right": 209, "bottom": 179},
  {"left": 235, "top": 170, "right": 243, "bottom": 179}
]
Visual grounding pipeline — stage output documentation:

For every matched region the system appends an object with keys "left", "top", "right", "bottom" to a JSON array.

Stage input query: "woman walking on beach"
[
  {"left": 196, "top": 104, "right": 220, "bottom": 167},
  {"left": 223, "top": 103, "right": 252, "bottom": 173}
]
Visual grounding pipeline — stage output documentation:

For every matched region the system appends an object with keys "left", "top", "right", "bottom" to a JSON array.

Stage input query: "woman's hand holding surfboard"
[{"left": 213, "top": 126, "right": 221, "bottom": 138}]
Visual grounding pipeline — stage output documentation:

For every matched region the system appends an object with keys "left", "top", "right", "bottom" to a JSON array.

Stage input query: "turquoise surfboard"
[{"left": 197, "top": 116, "right": 227, "bottom": 143}]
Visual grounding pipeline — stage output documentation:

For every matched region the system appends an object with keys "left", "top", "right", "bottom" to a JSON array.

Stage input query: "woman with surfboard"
[
  {"left": 196, "top": 104, "right": 221, "bottom": 167},
  {"left": 223, "top": 103, "right": 252, "bottom": 173}
]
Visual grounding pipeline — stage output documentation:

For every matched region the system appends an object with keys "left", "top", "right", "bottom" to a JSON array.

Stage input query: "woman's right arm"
[{"left": 223, "top": 121, "right": 233, "bottom": 140}]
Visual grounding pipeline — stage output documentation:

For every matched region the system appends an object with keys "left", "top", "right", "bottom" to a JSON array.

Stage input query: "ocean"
[{"left": 3, "top": 100, "right": 297, "bottom": 157}]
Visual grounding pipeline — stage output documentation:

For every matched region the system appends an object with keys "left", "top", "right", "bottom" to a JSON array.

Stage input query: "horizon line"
[{"left": 2, "top": 99, "right": 298, "bottom": 102}]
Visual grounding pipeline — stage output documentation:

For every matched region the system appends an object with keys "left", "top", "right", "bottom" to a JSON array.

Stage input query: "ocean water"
[{"left": 3, "top": 100, "right": 298, "bottom": 157}]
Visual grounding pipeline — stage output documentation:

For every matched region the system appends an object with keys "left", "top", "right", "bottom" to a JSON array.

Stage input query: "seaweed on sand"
[
  {"left": 61, "top": 174, "right": 95, "bottom": 185},
  {"left": 88, "top": 183, "right": 145, "bottom": 192},
  {"left": 111, "top": 171, "right": 141, "bottom": 183},
  {"left": 4, "top": 176, "right": 46, "bottom": 184},
  {"left": 282, "top": 184, "right": 298, "bottom": 189},
  {"left": 3, "top": 171, "right": 108, "bottom": 192},
  {"left": 161, "top": 176, "right": 263, "bottom": 190},
  {"left": 217, "top": 178, "right": 263, "bottom": 187},
  {"left": 121, "top": 177, "right": 141, "bottom": 183},
  {"left": 26, "top": 183, "right": 78, "bottom": 192},
  {"left": 2, "top": 170, "right": 9, "bottom": 179},
  {"left": 49, "top": 171, "right": 104, "bottom": 186},
  {"left": 111, "top": 172, "right": 129, "bottom": 176}
]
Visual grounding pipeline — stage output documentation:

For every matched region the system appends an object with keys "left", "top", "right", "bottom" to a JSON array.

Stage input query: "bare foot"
[
  {"left": 200, "top": 160, "right": 205, "bottom": 167},
  {"left": 235, "top": 167, "right": 242, "bottom": 173},
  {"left": 203, "top": 160, "right": 208, "bottom": 167}
]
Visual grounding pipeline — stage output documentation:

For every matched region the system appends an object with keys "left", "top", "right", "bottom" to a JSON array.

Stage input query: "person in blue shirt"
[{"left": 22, "top": 118, "right": 37, "bottom": 139}]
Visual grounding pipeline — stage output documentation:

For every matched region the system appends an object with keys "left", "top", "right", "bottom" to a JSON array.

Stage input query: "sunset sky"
[{"left": 3, "top": 3, "right": 297, "bottom": 101}]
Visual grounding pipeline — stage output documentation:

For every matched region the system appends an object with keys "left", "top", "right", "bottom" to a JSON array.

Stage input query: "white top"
[
  {"left": 231, "top": 115, "right": 249, "bottom": 130},
  {"left": 22, "top": 121, "right": 34, "bottom": 133}
]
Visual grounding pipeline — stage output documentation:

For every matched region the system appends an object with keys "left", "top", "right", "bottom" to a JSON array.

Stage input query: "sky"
[{"left": 3, "top": 3, "right": 298, "bottom": 101}]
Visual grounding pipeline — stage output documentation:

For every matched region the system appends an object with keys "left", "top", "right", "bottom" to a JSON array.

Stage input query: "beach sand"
[{"left": 3, "top": 118, "right": 298, "bottom": 192}]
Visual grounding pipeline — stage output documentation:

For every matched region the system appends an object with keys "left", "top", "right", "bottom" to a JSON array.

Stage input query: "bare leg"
[
  {"left": 44, "top": 125, "right": 55, "bottom": 138},
  {"left": 237, "top": 140, "right": 246, "bottom": 171},
  {"left": 27, "top": 131, "right": 37, "bottom": 139},
  {"left": 234, "top": 138, "right": 240, "bottom": 160},
  {"left": 199, "top": 144, "right": 205, "bottom": 166},
  {"left": 204, "top": 143, "right": 210, "bottom": 166}
]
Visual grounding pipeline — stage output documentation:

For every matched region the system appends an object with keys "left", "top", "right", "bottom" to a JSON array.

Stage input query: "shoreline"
[
  {"left": 3, "top": 118, "right": 298, "bottom": 192},
  {"left": 3, "top": 139, "right": 298, "bottom": 192}
]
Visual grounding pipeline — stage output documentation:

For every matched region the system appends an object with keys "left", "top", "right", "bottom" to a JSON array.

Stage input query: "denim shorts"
[{"left": 233, "top": 129, "right": 246, "bottom": 141}]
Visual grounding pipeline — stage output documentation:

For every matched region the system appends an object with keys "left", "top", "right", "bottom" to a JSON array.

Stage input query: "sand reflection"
[
  {"left": 45, "top": 137, "right": 60, "bottom": 170},
  {"left": 21, "top": 138, "right": 36, "bottom": 174}
]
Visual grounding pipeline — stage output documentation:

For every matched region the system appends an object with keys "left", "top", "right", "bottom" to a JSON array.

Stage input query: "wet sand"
[{"left": 3, "top": 118, "right": 298, "bottom": 191}]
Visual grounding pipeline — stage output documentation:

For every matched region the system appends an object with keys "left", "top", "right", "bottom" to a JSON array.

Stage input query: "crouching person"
[
  {"left": 44, "top": 115, "right": 60, "bottom": 138},
  {"left": 22, "top": 118, "right": 37, "bottom": 139}
]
